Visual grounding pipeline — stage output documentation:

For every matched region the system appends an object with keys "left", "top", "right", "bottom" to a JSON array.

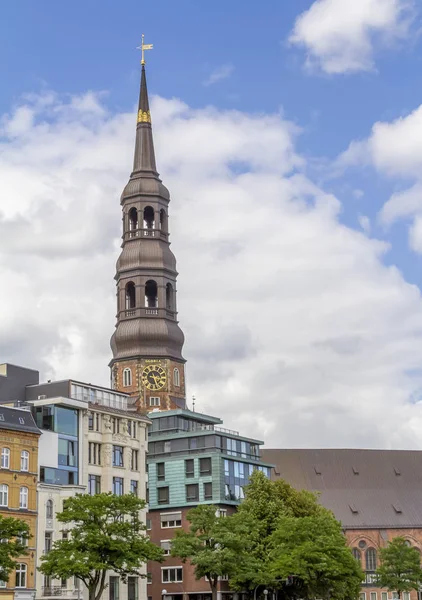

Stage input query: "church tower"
[{"left": 110, "top": 50, "right": 186, "bottom": 412}]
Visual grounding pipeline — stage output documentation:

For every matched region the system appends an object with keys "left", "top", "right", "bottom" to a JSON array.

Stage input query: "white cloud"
[
  {"left": 2, "top": 89, "right": 422, "bottom": 448},
  {"left": 289, "top": 0, "right": 415, "bottom": 74},
  {"left": 339, "top": 106, "right": 422, "bottom": 251},
  {"left": 203, "top": 64, "right": 234, "bottom": 86}
]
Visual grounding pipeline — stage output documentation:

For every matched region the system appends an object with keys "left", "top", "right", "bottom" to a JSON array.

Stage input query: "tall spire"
[
  {"left": 110, "top": 46, "right": 186, "bottom": 413},
  {"left": 133, "top": 64, "right": 157, "bottom": 174}
]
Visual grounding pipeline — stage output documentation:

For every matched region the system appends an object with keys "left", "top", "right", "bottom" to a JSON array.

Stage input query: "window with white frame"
[
  {"left": 0, "top": 568, "right": 7, "bottom": 588},
  {"left": 15, "top": 564, "right": 27, "bottom": 588},
  {"left": 160, "top": 540, "right": 171, "bottom": 556},
  {"left": 0, "top": 485, "right": 8, "bottom": 507},
  {"left": 160, "top": 512, "right": 182, "bottom": 528},
  {"left": 370, "top": 593, "right": 377, "bottom": 600},
  {"left": 161, "top": 567, "right": 182, "bottom": 583},
  {"left": 123, "top": 368, "right": 132, "bottom": 388},
  {"left": 19, "top": 487, "right": 28, "bottom": 509},
  {"left": 46, "top": 499, "right": 53, "bottom": 519},
  {"left": 149, "top": 397, "right": 160, "bottom": 407},
  {"left": 21, "top": 451, "right": 29, "bottom": 472},
  {"left": 1, "top": 448, "right": 10, "bottom": 469},
  {"left": 173, "top": 368, "right": 180, "bottom": 387}
]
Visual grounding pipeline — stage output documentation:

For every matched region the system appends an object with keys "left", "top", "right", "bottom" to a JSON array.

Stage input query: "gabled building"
[
  {"left": 263, "top": 449, "right": 422, "bottom": 600},
  {"left": 0, "top": 404, "right": 41, "bottom": 600},
  {"left": 146, "top": 409, "right": 272, "bottom": 600}
]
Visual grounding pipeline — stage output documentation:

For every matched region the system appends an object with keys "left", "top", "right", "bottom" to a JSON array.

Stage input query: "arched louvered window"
[
  {"left": 123, "top": 368, "right": 132, "bottom": 387},
  {"left": 174, "top": 368, "right": 180, "bottom": 387},
  {"left": 365, "top": 547, "right": 377, "bottom": 571}
]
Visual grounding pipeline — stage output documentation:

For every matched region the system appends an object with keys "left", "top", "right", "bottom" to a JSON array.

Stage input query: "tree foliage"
[
  {"left": 171, "top": 472, "right": 362, "bottom": 600},
  {"left": 0, "top": 515, "right": 30, "bottom": 583},
  {"left": 269, "top": 514, "right": 363, "bottom": 600},
  {"left": 39, "top": 493, "right": 163, "bottom": 600},
  {"left": 171, "top": 505, "right": 257, "bottom": 600},
  {"left": 376, "top": 537, "right": 422, "bottom": 599}
]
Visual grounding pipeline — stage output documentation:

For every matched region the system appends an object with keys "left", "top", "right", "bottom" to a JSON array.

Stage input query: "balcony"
[
  {"left": 120, "top": 307, "right": 175, "bottom": 320},
  {"left": 362, "top": 572, "right": 377, "bottom": 586},
  {"left": 124, "top": 228, "right": 168, "bottom": 242},
  {"left": 42, "top": 587, "right": 79, "bottom": 597}
]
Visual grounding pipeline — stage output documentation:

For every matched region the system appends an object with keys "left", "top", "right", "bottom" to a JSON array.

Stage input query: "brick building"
[{"left": 263, "top": 449, "right": 422, "bottom": 600}]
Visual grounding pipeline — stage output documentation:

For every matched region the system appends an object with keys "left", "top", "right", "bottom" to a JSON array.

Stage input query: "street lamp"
[
  {"left": 264, "top": 590, "right": 268, "bottom": 600},
  {"left": 162, "top": 588, "right": 168, "bottom": 600}
]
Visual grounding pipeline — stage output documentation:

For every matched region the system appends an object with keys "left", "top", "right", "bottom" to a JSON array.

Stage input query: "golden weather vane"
[{"left": 137, "top": 34, "right": 153, "bottom": 65}]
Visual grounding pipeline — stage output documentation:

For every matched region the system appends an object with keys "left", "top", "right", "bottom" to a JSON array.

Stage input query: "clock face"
[{"left": 142, "top": 365, "right": 167, "bottom": 391}]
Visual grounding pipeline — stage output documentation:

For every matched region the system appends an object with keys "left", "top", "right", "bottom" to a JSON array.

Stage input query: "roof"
[
  {"left": 0, "top": 406, "right": 41, "bottom": 435},
  {"left": 262, "top": 448, "right": 422, "bottom": 529},
  {"left": 148, "top": 408, "right": 223, "bottom": 425}
]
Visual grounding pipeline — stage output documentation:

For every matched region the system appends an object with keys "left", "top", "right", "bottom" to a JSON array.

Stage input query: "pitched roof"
[
  {"left": 262, "top": 448, "right": 422, "bottom": 529},
  {"left": 0, "top": 405, "right": 41, "bottom": 435}
]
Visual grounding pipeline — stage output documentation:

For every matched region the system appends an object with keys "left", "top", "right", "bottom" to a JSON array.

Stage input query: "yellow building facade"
[{"left": 0, "top": 406, "right": 40, "bottom": 600}]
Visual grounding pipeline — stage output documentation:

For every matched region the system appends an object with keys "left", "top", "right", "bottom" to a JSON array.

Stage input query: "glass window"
[
  {"left": 157, "top": 463, "right": 165, "bottom": 480},
  {"left": 186, "top": 484, "right": 199, "bottom": 502},
  {"left": 162, "top": 567, "right": 183, "bottom": 583},
  {"left": 58, "top": 439, "right": 76, "bottom": 467},
  {"left": 55, "top": 407, "right": 78, "bottom": 436},
  {"left": 366, "top": 548, "right": 377, "bottom": 571},
  {"left": 370, "top": 593, "right": 377, "bottom": 600},
  {"left": 158, "top": 487, "right": 169, "bottom": 504},
  {"left": 88, "top": 475, "right": 101, "bottom": 495},
  {"left": 113, "top": 446, "right": 124, "bottom": 468},
  {"left": 0, "top": 485, "right": 8, "bottom": 507},
  {"left": 109, "top": 576, "right": 119, "bottom": 600},
  {"left": 0, "top": 571, "right": 6, "bottom": 588},
  {"left": 131, "top": 450, "right": 138, "bottom": 471},
  {"left": 128, "top": 577, "right": 138, "bottom": 600},
  {"left": 173, "top": 368, "right": 180, "bottom": 387},
  {"left": 45, "top": 532, "right": 52, "bottom": 553},
  {"left": 352, "top": 548, "right": 361, "bottom": 562},
  {"left": 1, "top": 448, "right": 10, "bottom": 469},
  {"left": 88, "top": 413, "right": 94, "bottom": 430},
  {"left": 160, "top": 540, "right": 171, "bottom": 555},
  {"left": 130, "top": 480, "right": 138, "bottom": 496},
  {"left": 185, "top": 459, "right": 194, "bottom": 478},
  {"left": 199, "top": 457, "right": 212, "bottom": 475},
  {"left": 224, "top": 460, "right": 230, "bottom": 476},
  {"left": 113, "top": 478, "right": 124, "bottom": 496},
  {"left": 204, "top": 482, "right": 213, "bottom": 500},
  {"left": 15, "top": 564, "right": 27, "bottom": 588},
  {"left": 19, "top": 487, "right": 28, "bottom": 509},
  {"left": 46, "top": 500, "right": 53, "bottom": 519},
  {"left": 381, "top": 593, "right": 387, "bottom": 600},
  {"left": 149, "top": 397, "right": 160, "bottom": 407},
  {"left": 21, "top": 451, "right": 29, "bottom": 472}
]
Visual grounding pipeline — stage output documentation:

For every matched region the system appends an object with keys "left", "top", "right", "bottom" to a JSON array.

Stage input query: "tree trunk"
[{"left": 211, "top": 584, "right": 218, "bottom": 600}]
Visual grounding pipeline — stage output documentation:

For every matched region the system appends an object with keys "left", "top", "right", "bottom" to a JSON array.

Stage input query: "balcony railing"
[
  {"left": 42, "top": 587, "right": 79, "bottom": 597},
  {"left": 362, "top": 572, "right": 377, "bottom": 586}
]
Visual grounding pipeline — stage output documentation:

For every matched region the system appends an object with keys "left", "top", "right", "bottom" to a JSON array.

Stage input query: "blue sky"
[
  {"left": 2, "top": 0, "right": 422, "bottom": 447},
  {"left": 2, "top": 0, "right": 422, "bottom": 284}
]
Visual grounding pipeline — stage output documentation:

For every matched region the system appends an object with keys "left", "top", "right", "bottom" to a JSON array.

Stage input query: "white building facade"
[{"left": 25, "top": 380, "right": 149, "bottom": 600}]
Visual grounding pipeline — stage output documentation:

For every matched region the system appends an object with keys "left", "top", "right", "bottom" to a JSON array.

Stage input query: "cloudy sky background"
[{"left": 2, "top": 0, "right": 422, "bottom": 448}]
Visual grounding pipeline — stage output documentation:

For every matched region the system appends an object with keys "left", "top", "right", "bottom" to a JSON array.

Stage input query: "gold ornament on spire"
[{"left": 137, "top": 33, "right": 153, "bottom": 65}]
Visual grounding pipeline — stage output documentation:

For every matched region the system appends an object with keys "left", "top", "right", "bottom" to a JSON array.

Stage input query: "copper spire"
[{"left": 132, "top": 63, "right": 157, "bottom": 174}]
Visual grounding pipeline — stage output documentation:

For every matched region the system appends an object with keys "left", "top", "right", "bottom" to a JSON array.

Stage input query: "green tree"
[
  {"left": 376, "top": 537, "right": 422, "bottom": 599},
  {"left": 39, "top": 493, "right": 163, "bottom": 600},
  {"left": 269, "top": 514, "right": 363, "bottom": 600},
  {"left": 228, "top": 471, "right": 323, "bottom": 592},
  {"left": 0, "top": 515, "right": 30, "bottom": 584},
  {"left": 171, "top": 505, "right": 257, "bottom": 600}
]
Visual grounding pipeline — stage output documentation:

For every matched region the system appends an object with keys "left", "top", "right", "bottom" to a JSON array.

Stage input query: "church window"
[
  {"left": 143, "top": 206, "right": 155, "bottom": 229},
  {"left": 125, "top": 282, "right": 136, "bottom": 310},
  {"left": 145, "top": 280, "right": 158, "bottom": 308},
  {"left": 123, "top": 368, "right": 132, "bottom": 387},
  {"left": 166, "top": 283, "right": 174, "bottom": 311},
  {"left": 173, "top": 368, "right": 180, "bottom": 387},
  {"left": 352, "top": 548, "right": 361, "bottom": 563},
  {"left": 160, "top": 209, "right": 167, "bottom": 233},
  {"left": 128, "top": 207, "right": 138, "bottom": 232},
  {"left": 365, "top": 548, "right": 377, "bottom": 571}
]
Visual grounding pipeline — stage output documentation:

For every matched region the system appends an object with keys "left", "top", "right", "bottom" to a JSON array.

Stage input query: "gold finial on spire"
[{"left": 137, "top": 33, "right": 153, "bottom": 65}]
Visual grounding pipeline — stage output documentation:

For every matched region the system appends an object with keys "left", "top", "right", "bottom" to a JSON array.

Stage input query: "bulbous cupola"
[{"left": 109, "top": 49, "right": 186, "bottom": 411}]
